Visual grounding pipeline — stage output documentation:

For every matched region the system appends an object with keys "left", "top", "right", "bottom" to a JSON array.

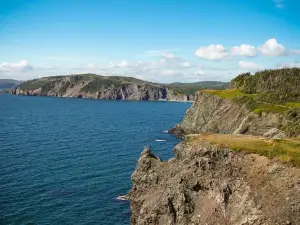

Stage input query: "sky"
[{"left": 0, "top": 0, "right": 300, "bottom": 83}]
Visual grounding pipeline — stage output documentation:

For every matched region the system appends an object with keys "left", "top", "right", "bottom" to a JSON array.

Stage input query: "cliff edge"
[{"left": 129, "top": 139, "right": 300, "bottom": 225}]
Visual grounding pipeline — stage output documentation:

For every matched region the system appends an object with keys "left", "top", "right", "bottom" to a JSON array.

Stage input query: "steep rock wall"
[
  {"left": 129, "top": 143, "right": 300, "bottom": 225},
  {"left": 173, "top": 91, "right": 287, "bottom": 137}
]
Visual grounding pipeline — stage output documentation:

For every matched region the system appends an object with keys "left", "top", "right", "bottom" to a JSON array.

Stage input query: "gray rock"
[
  {"left": 129, "top": 142, "right": 300, "bottom": 225},
  {"left": 176, "top": 91, "right": 288, "bottom": 137},
  {"left": 263, "top": 128, "right": 286, "bottom": 139}
]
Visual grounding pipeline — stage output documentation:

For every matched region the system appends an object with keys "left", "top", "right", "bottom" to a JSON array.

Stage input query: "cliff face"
[
  {"left": 129, "top": 143, "right": 300, "bottom": 225},
  {"left": 10, "top": 75, "right": 194, "bottom": 101},
  {"left": 176, "top": 91, "right": 288, "bottom": 137}
]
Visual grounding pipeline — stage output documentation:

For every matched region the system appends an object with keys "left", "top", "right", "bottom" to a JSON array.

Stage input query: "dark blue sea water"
[{"left": 0, "top": 94, "right": 191, "bottom": 225}]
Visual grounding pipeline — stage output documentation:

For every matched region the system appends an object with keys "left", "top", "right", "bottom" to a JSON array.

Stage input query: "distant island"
[
  {"left": 0, "top": 79, "right": 22, "bottom": 89},
  {"left": 7, "top": 74, "right": 228, "bottom": 101}
]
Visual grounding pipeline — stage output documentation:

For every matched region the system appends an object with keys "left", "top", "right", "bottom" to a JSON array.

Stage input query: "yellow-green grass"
[
  {"left": 203, "top": 89, "right": 257, "bottom": 99},
  {"left": 253, "top": 102, "right": 300, "bottom": 114},
  {"left": 253, "top": 103, "right": 289, "bottom": 114},
  {"left": 187, "top": 133, "right": 300, "bottom": 168},
  {"left": 285, "top": 102, "right": 300, "bottom": 108},
  {"left": 203, "top": 89, "right": 300, "bottom": 114}
]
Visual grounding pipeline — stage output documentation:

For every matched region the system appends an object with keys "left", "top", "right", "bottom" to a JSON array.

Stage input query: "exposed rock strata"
[
  {"left": 129, "top": 144, "right": 300, "bottom": 225},
  {"left": 169, "top": 91, "right": 289, "bottom": 137},
  {"left": 11, "top": 75, "right": 194, "bottom": 101}
]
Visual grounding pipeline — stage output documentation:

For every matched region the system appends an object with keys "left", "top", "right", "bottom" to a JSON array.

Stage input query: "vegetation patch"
[
  {"left": 81, "top": 77, "right": 122, "bottom": 93},
  {"left": 203, "top": 89, "right": 256, "bottom": 99},
  {"left": 169, "top": 81, "right": 228, "bottom": 95},
  {"left": 285, "top": 102, "right": 300, "bottom": 108},
  {"left": 20, "top": 79, "right": 49, "bottom": 90},
  {"left": 203, "top": 89, "right": 300, "bottom": 114},
  {"left": 41, "top": 81, "right": 56, "bottom": 94},
  {"left": 230, "top": 68, "right": 300, "bottom": 103},
  {"left": 252, "top": 103, "right": 289, "bottom": 114},
  {"left": 187, "top": 133, "right": 300, "bottom": 168}
]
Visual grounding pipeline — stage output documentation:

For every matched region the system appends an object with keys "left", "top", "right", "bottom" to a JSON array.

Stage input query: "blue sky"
[{"left": 0, "top": 0, "right": 300, "bottom": 82}]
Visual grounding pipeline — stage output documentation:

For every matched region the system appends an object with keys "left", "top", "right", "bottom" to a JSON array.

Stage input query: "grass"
[
  {"left": 187, "top": 133, "right": 300, "bottom": 168},
  {"left": 285, "top": 102, "right": 300, "bottom": 108},
  {"left": 203, "top": 89, "right": 300, "bottom": 114},
  {"left": 253, "top": 103, "right": 289, "bottom": 114},
  {"left": 167, "top": 81, "right": 229, "bottom": 95},
  {"left": 20, "top": 80, "right": 49, "bottom": 90},
  {"left": 203, "top": 89, "right": 257, "bottom": 99}
]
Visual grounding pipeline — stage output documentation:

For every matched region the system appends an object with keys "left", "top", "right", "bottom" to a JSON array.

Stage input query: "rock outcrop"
[
  {"left": 129, "top": 144, "right": 300, "bottom": 225},
  {"left": 169, "top": 91, "right": 289, "bottom": 137}
]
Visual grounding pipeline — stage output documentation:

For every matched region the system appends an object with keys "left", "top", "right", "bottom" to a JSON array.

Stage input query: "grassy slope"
[
  {"left": 167, "top": 81, "right": 229, "bottom": 95},
  {"left": 187, "top": 133, "right": 300, "bottom": 168},
  {"left": 203, "top": 89, "right": 300, "bottom": 114}
]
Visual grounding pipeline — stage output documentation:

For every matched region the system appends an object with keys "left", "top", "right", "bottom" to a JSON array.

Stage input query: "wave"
[{"left": 116, "top": 195, "right": 129, "bottom": 201}]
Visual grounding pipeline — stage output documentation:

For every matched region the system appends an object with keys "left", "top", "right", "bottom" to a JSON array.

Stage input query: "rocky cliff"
[
  {"left": 10, "top": 74, "right": 194, "bottom": 101},
  {"left": 129, "top": 141, "right": 300, "bottom": 225},
  {"left": 172, "top": 91, "right": 290, "bottom": 137}
]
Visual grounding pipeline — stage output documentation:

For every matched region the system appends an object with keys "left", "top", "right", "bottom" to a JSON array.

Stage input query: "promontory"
[{"left": 129, "top": 68, "right": 300, "bottom": 225}]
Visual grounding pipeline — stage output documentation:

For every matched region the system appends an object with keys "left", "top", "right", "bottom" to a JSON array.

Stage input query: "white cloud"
[
  {"left": 87, "top": 63, "right": 97, "bottom": 69},
  {"left": 43, "top": 56, "right": 69, "bottom": 61},
  {"left": 161, "top": 70, "right": 177, "bottom": 76},
  {"left": 161, "top": 52, "right": 177, "bottom": 59},
  {"left": 116, "top": 60, "right": 130, "bottom": 68},
  {"left": 231, "top": 44, "right": 257, "bottom": 57},
  {"left": 0, "top": 60, "right": 33, "bottom": 73},
  {"left": 273, "top": 0, "right": 284, "bottom": 8},
  {"left": 258, "top": 38, "right": 286, "bottom": 56},
  {"left": 107, "top": 60, "right": 131, "bottom": 68},
  {"left": 180, "top": 62, "right": 192, "bottom": 68},
  {"left": 196, "top": 70, "right": 206, "bottom": 75},
  {"left": 195, "top": 44, "right": 229, "bottom": 60},
  {"left": 145, "top": 49, "right": 180, "bottom": 56},
  {"left": 239, "top": 61, "right": 261, "bottom": 70}
]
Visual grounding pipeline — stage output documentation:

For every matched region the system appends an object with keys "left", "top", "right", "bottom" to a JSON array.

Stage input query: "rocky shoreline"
[{"left": 8, "top": 88, "right": 194, "bottom": 103}]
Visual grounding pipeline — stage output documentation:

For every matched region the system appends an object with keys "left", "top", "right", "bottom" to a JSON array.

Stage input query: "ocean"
[{"left": 0, "top": 94, "right": 191, "bottom": 225}]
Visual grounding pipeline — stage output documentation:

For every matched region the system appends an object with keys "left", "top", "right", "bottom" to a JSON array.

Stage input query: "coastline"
[{"left": 9, "top": 92, "right": 194, "bottom": 103}]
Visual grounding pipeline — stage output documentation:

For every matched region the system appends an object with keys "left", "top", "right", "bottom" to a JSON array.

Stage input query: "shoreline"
[{"left": 8, "top": 92, "right": 194, "bottom": 103}]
